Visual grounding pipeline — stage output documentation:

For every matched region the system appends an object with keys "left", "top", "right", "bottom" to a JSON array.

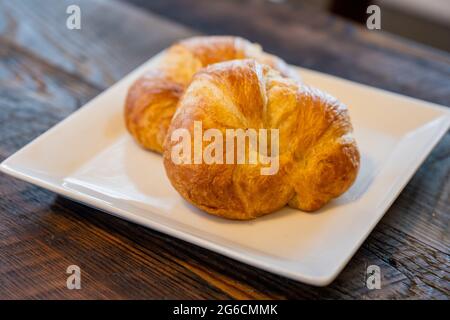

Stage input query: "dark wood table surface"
[{"left": 0, "top": 0, "right": 449, "bottom": 299}]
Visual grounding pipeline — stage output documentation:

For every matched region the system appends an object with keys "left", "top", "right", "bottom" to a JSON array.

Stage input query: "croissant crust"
[{"left": 163, "top": 60, "right": 360, "bottom": 219}]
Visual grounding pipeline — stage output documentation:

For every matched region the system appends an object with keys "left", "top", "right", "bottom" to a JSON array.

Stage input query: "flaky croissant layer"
[
  {"left": 163, "top": 60, "right": 360, "bottom": 220},
  {"left": 124, "top": 36, "right": 299, "bottom": 153}
]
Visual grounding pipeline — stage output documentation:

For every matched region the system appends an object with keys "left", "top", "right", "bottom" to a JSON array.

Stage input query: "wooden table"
[{"left": 0, "top": 0, "right": 449, "bottom": 299}]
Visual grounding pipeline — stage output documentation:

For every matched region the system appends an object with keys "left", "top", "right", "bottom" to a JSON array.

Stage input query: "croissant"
[
  {"left": 124, "top": 36, "right": 299, "bottom": 153},
  {"left": 163, "top": 60, "right": 360, "bottom": 220}
]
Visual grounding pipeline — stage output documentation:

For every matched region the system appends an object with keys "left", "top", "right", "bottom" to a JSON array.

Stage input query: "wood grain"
[
  {"left": 0, "top": 0, "right": 448, "bottom": 299},
  {"left": 0, "top": 0, "right": 197, "bottom": 88}
]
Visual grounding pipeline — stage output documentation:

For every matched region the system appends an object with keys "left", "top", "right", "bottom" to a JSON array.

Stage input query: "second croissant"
[{"left": 124, "top": 36, "right": 299, "bottom": 153}]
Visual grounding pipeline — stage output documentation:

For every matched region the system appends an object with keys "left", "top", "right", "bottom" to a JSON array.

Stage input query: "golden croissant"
[
  {"left": 163, "top": 60, "right": 360, "bottom": 220},
  {"left": 124, "top": 36, "right": 299, "bottom": 153}
]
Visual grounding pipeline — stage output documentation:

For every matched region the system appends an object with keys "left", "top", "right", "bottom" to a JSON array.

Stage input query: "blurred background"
[{"left": 125, "top": 0, "right": 450, "bottom": 53}]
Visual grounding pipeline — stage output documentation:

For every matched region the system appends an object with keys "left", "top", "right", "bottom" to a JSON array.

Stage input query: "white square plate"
[{"left": 2, "top": 55, "right": 449, "bottom": 286}]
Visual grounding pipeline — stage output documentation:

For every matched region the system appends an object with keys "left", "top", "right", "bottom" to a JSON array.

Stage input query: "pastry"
[
  {"left": 124, "top": 36, "right": 299, "bottom": 152},
  {"left": 163, "top": 60, "right": 360, "bottom": 220}
]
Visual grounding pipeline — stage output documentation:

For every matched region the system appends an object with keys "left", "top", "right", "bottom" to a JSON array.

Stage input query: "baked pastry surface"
[
  {"left": 163, "top": 60, "right": 360, "bottom": 220},
  {"left": 124, "top": 36, "right": 299, "bottom": 152}
]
